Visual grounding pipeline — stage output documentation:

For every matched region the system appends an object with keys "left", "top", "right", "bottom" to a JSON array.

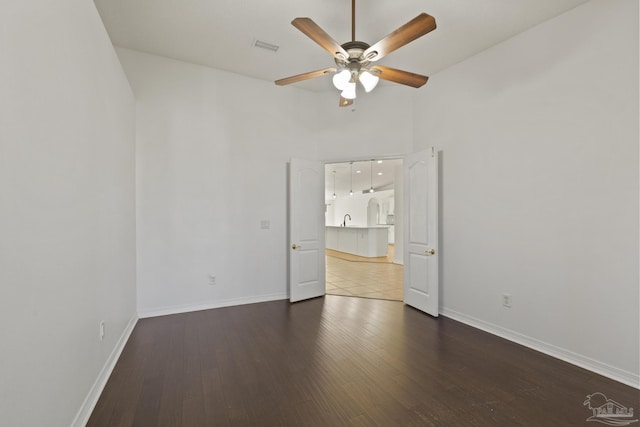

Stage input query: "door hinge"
[{"left": 431, "top": 147, "right": 435, "bottom": 157}]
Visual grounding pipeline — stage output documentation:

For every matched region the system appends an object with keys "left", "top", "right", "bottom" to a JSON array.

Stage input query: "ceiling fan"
[{"left": 275, "top": 0, "right": 436, "bottom": 107}]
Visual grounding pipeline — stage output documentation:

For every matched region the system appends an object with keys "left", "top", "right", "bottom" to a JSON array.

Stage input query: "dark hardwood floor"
[{"left": 88, "top": 296, "right": 638, "bottom": 426}]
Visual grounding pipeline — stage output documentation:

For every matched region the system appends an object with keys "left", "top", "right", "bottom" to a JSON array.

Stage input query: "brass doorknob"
[
  {"left": 291, "top": 244, "right": 299, "bottom": 250},
  {"left": 425, "top": 248, "right": 436, "bottom": 255}
]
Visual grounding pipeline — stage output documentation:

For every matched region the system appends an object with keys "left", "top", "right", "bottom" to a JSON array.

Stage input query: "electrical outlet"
[
  {"left": 260, "top": 220, "right": 270, "bottom": 229},
  {"left": 208, "top": 274, "right": 216, "bottom": 286},
  {"left": 99, "top": 321, "right": 105, "bottom": 341},
  {"left": 502, "top": 294, "right": 512, "bottom": 308}
]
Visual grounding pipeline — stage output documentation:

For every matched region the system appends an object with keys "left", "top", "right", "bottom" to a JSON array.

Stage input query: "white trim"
[
  {"left": 72, "top": 315, "right": 138, "bottom": 427},
  {"left": 440, "top": 307, "right": 639, "bottom": 390},
  {"left": 137, "top": 293, "right": 288, "bottom": 319}
]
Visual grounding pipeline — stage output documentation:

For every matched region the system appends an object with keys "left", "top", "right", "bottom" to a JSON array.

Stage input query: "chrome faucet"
[{"left": 342, "top": 214, "right": 351, "bottom": 227}]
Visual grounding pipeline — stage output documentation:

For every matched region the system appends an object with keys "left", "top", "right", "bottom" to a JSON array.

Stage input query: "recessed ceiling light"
[
  {"left": 377, "top": 160, "right": 383, "bottom": 164},
  {"left": 377, "top": 172, "right": 383, "bottom": 176},
  {"left": 356, "top": 170, "right": 361, "bottom": 174}
]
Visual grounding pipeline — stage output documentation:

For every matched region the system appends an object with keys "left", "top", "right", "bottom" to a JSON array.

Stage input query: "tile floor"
[{"left": 325, "top": 246, "right": 403, "bottom": 301}]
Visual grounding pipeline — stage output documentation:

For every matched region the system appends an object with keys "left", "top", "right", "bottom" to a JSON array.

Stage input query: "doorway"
[
  {"left": 323, "top": 158, "right": 403, "bottom": 301},
  {"left": 289, "top": 150, "right": 439, "bottom": 315}
]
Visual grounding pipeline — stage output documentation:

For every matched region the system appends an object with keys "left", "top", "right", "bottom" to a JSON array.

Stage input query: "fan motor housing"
[
  {"left": 335, "top": 41, "right": 373, "bottom": 71},
  {"left": 342, "top": 41, "right": 369, "bottom": 59}
]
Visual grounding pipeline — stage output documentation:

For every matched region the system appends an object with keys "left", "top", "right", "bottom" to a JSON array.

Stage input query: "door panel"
[
  {"left": 404, "top": 148, "right": 439, "bottom": 316},
  {"left": 409, "top": 160, "right": 429, "bottom": 244},
  {"left": 298, "top": 250, "right": 320, "bottom": 284},
  {"left": 289, "top": 158, "right": 325, "bottom": 303},
  {"left": 409, "top": 253, "right": 429, "bottom": 295}
]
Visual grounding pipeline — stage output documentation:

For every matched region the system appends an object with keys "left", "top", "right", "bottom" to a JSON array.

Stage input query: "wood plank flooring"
[{"left": 88, "top": 296, "right": 638, "bottom": 426}]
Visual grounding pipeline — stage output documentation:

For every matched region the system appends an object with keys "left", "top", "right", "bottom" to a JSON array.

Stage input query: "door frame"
[{"left": 320, "top": 151, "right": 440, "bottom": 315}]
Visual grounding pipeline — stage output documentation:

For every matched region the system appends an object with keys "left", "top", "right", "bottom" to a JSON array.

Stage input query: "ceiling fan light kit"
[
  {"left": 359, "top": 71, "right": 379, "bottom": 93},
  {"left": 332, "top": 70, "right": 350, "bottom": 90},
  {"left": 275, "top": 0, "right": 436, "bottom": 107},
  {"left": 341, "top": 82, "right": 357, "bottom": 100}
]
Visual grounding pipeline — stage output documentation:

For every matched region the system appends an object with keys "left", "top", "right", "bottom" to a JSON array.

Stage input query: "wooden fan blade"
[
  {"left": 371, "top": 65, "right": 429, "bottom": 88},
  {"left": 362, "top": 13, "right": 436, "bottom": 62},
  {"left": 339, "top": 97, "right": 353, "bottom": 107},
  {"left": 292, "top": 18, "right": 349, "bottom": 60},
  {"left": 275, "top": 67, "right": 337, "bottom": 86}
]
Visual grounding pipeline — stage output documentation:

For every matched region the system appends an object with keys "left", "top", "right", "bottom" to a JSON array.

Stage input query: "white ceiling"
[
  {"left": 325, "top": 158, "right": 402, "bottom": 200},
  {"left": 94, "top": 0, "right": 589, "bottom": 92}
]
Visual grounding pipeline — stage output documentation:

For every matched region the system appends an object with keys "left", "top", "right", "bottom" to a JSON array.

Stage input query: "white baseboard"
[
  {"left": 440, "top": 307, "right": 639, "bottom": 389},
  {"left": 137, "top": 292, "right": 288, "bottom": 319},
  {"left": 72, "top": 315, "right": 138, "bottom": 427}
]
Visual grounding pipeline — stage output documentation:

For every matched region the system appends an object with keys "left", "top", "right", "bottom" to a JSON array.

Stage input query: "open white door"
[
  {"left": 403, "top": 148, "right": 439, "bottom": 317},
  {"left": 289, "top": 158, "right": 326, "bottom": 303}
]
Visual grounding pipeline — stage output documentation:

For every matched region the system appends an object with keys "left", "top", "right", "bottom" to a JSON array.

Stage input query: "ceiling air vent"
[{"left": 252, "top": 39, "right": 279, "bottom": 53}]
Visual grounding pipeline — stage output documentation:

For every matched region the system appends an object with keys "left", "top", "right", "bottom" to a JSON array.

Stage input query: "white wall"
[
  {"left": 0, "top": 1, "right": 137, "bottom": 426},
  {"left": 116, "top": 49, "right": 415, "bottom": 316},
  {"left": 313, "top": 85, "right": 415, "bottom": 162},
  {"left": 414, "top": 0, "right": 639, "bottom": 385},
  {"left": 117, "top": 48, "right": 311, "bottom": 316},
  {"left": 328, "top": 189, "right": 394, "bottom": 227}
]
